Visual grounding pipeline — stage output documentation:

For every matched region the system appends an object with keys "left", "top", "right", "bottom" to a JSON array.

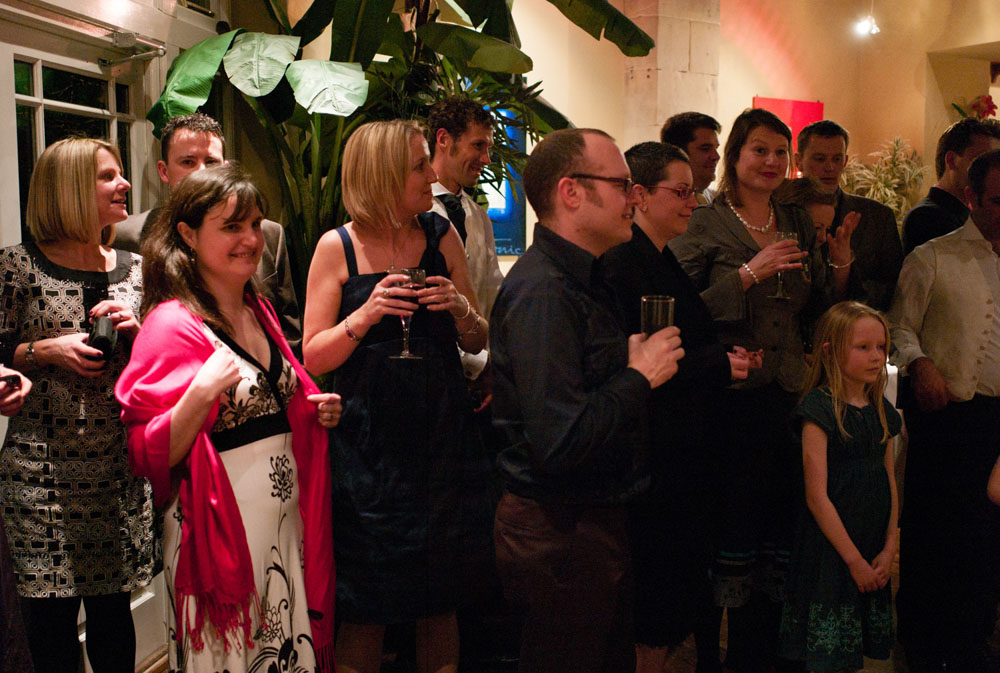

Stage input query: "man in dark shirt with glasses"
[{"left": 490, "top": 128, "right": 685, "bottom": 673}]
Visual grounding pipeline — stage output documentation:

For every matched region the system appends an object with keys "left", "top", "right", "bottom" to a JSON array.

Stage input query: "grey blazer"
[
  {"left": 114, "top": 208, "right": 302, "bottom": 352},
  {"left": 669, "top": 198, "right": 831, "bottom": 392}
]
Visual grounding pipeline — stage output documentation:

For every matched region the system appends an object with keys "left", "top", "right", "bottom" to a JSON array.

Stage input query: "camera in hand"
[{"left": 88, "top": 315, "right": 118, "bottom": 360}]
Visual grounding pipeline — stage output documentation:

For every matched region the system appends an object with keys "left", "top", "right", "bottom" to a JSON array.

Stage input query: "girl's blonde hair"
[
  {"left": 341, "top": 120, "right": 426, "bottom": 231},
  {"left": 26, "top": 137, "right": 122, "bottom": 246},
  {"left": 803, "top": 301, "right": 892, "bottom": 442}
]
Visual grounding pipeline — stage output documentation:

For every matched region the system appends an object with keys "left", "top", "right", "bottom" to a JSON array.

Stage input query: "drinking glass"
[
  {"left": 390, "top": 267, "right": 426, "bottom": 359},
  {"left": 769, "top": 231, "right": 799, "bottom": 300},
  {"left": 640, "top": 295, "right": 675, "bottom": 335}
]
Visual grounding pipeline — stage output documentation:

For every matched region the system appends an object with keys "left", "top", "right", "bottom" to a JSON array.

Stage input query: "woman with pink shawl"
[{"left": 116, "top": 166, "right": 340, "bottom": 672}]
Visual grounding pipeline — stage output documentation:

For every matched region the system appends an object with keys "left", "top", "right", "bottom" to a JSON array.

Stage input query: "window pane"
[
  {"left": 42, "top": 66, "right": 107, "bottom": 110},
  {"left": 43, "top": 110, "right": 109, "bottom": 146},
  {"left": 115, "top": 83, "right": 130, "bottom": 115},
  {"left": 14, "top": 60, "right": 32, "bottom": 96},
  {"left": 16, "top": 105, "right": 35, "bottom": 238},
  {"left": 117, "top": 122, "right": 132, "bottom": 212}
]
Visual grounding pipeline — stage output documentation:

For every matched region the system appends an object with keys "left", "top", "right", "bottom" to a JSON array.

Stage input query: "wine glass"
[
  {"left": 769, "top": 231, "right": 799, "bottom": 300},
  {"left": 390, "top": 268, "right": 426, "bottom": 359}
]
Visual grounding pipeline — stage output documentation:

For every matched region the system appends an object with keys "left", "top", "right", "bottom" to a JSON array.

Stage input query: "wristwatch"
[{"left": 25, "top": 342, "right": 35, "bottom": 367}]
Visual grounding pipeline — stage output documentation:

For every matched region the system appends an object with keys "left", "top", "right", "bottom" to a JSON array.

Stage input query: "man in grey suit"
[
  {"left": 117, "top": 112, "right": 301, "bottom": 349},
  {"left": 795, "top": 120, "right": 903, "bottom": 311}
]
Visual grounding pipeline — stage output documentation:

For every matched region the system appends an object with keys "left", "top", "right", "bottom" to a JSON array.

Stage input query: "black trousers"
[
  {"left": 494, "top": 492, "right": 634, "bottom": 673},
  {"left": 896, "top": 394, "right": 1000, "bottom": 672}
]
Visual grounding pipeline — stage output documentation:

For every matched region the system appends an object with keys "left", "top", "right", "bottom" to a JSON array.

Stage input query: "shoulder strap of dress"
[
  {"left": 418, "top": 211, "right": 450, "bottom": 256},
  {"left": 335, "top": 226, "right": 359, "bottom": 277}
]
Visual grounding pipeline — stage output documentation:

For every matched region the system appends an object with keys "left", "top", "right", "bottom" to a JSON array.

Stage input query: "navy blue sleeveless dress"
[{"left": 330, "top": 213, "right": 495, "bottom": 624}]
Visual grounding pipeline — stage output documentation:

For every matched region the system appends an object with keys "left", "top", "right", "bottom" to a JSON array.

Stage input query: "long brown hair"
[
  {"left": 802, "top": 301, "right": 892, "bottom": 443},
  {"left": 140, "top": 165, "right": 266, "bottom": 334}
]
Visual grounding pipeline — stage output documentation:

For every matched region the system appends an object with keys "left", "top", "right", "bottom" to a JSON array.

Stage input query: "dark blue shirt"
[
  {"left": 490, "top": 224, "right": 652, "bottom": 505},
  {"left": 902, "top": 186, "right": 969, "bottom": 255}
]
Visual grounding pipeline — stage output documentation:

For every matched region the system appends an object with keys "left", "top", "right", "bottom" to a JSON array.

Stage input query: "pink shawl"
[{"left": 115, "top": 298, "right": 335, "bottom": 671}]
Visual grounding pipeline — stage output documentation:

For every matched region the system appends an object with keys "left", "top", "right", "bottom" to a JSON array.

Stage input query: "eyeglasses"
[
  {"left": 569, "top": 173, "right": 634, "bottom": 195},
  {"left": 649, "top": 183, "right": 695, "bottom": 200}
]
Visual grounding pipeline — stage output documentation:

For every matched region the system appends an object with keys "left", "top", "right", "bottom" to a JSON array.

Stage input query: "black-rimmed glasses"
[
  {"left": 569, "top": 173, "right": 634, "bottom": 194},
  {"left": 649, "top": 183, "right": 695, "bottom": 200}
]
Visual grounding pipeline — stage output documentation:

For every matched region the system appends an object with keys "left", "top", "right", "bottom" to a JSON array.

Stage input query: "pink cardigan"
[{"left": 116, "top": 297, "right": 335, "bottom": 670}]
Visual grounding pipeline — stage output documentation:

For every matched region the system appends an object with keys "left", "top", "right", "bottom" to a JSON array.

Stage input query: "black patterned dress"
[
  {"left": 164, "top": 323, "right": 316, "bottom": 672},
  {"left": 0, "top": 242, "right": 155, "bottom": 597}
]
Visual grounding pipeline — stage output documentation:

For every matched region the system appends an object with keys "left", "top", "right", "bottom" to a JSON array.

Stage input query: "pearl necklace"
[{"left": 727, "top": 198, "right": 773, "bottom": 233}]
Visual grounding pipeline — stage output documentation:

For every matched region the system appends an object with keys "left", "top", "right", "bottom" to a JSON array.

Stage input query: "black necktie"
[{"left": 436, "top": 193, "right": 468, "bottom": 244}]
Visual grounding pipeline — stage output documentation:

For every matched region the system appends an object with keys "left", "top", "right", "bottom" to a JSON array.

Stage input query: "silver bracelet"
[
  {"left": 828, "top": 256, "right": 855, "bottom": 269},
  {"left": 454, "top": 294, "right": 473, "bottom": 322},
  {"left": 741, "top": 263, "right": 760, "bottom": 285},
  {"left": 458, "top": 313, "right": 482, "bottom": 337},
  {"left": 343, "top": 315, "right": 362, "bottom": 342}
]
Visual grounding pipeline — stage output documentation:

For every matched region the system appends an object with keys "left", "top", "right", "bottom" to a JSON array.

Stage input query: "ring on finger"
[{"left": 382, "top": 288, "right": 390, "bottom": 298}]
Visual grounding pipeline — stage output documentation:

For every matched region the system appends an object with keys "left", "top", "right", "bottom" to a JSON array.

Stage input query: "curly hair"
[{"left": 425, "top": 96, "right": 492, "bottom": 159}]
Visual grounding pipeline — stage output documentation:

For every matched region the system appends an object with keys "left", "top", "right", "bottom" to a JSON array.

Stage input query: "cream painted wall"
[
  {"left": 508, "top": 0, "right": 628, "bottom": 256},
  {"left": 718, "top": 0, "right": 999, "bottom": 176}
]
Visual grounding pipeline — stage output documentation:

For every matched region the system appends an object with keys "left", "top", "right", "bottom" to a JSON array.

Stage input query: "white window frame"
[{"left": 0, "top": 41, "right": 151, "bottom": 247}]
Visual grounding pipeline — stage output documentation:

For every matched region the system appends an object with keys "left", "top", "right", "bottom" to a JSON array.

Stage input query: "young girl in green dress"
[{"left": 780, "top": 301, "right": 901, "bottom": 672}]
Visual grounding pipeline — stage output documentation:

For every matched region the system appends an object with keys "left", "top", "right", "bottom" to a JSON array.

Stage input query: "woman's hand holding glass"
[
  {"left": 90, "top": 299, "right": 140, "bottom": 339},
  {"left": 307, "top": 393, "right": 343, "bottom": 428},
  {"left": 745, "top": 238, "right": 808, "bottom": 284},
  {"left": 0, "top": 366, "right": 31, "bottom": 416},
  {"left": 358, "top": 273, "right": 420, "bottom": 324},
  {"left": 40, "top": 333, "right": 109, "bottom": 376},
  {"left": 417, "top": 275, "right": 466, "bottom": 316}
]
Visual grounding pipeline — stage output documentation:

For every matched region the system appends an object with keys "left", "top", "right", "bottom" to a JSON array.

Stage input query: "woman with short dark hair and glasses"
[
  {"left": 668, "top": 108, "right": 855, "bottom": 671},
  {"left": 603, "top": 141, "right": 755, "bottom": 673}
]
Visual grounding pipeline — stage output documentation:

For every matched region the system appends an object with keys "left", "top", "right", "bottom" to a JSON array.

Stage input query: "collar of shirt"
[
  {"left": 960, "top": 217, "right": 997, "bottom": 253},
  {"left": 532, "top": 222, "right": 608, "bottom": 290},
  {"left": 432, "top": 181, "right": 461, "bottom": 198}
]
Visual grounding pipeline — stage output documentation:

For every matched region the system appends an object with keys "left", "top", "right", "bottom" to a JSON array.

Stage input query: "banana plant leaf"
[
  {"left": 329, "top": 0, "right": 396, "bottom": 68},
  {"left": 376, "top": 12, "right": 410, "bottom": 61},
  {"left": 436, "top": 0, "right": 474, "bottom": 28},
  {"left": 544, "top": 0, "right": 653, "bottom": 56},
  {"left": 454, "top": 0, "right": 520, "bottom": 47},
  {"left": 291, "top": 0, "right": 335, "bottom": 47},
  {"left": 147, "top": 29, "right": 243, "bottom": 137},
  {"left": 223, "top": 33, "right": 300, "bottom": 98},
  {"left": 285, "top": 61, "right": 369, "bottom": 116},
  {"left": 416, "top": 22, "right": 532, "bottom": 74}
]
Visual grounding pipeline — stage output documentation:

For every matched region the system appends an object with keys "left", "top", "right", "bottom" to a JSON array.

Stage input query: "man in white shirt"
[
  {"left": 889, "top": 148, "right": 1000, "bottom": 673},
  {"left": 426, "top": 97, "right": 505, "bottom": 388}
]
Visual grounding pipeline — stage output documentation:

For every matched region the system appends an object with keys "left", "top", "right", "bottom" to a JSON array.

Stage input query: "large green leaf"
[
  {"left": 544, "top": 0, "right": 653, "bottom": 56},
  {"left": 147, "top": 30, "right": 243, "bottom": 138},
  {"left": 454, "top": 0, "right": 520, "bottom": 47},
  {"left": 376, "top": 12, "right": 410, "bottom": 61},
  {"left": 223, "top": 33, "right": 300, "bottom": 98},
  {"left": 291, "top": 0, "right": 335, "bottom": 47},
  {"left": 329, "top": 0, "right": 396, "bottom": 68},
  {"left": 285, "top": 61, "right": 369, "bottom": 116},
  {"left": 416, "top": 23, "right": 532, "bottom": 74}
]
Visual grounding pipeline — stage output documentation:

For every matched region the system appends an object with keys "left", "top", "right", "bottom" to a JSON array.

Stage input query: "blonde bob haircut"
[
  {"left": 342, "top": 120, "right": 426, "bottom": 230},
  {"left": 26, "top": 137, "right": 123, "bottom": 246}
]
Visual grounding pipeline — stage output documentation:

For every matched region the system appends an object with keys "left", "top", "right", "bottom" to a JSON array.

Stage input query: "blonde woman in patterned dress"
[
  {"left": 0, "top": 137, "right": 155, "bottom": 673},
  {"left": 116, "top": 166, "right": 340, "bottom": 672}
]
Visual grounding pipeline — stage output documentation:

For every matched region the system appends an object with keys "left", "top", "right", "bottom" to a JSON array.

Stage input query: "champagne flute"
[
  {"left": 769, "top": 231, "right": 799, "bottom": 300},
  {"left": 390, "top": 267, "right": 426, "bottom": 360}
]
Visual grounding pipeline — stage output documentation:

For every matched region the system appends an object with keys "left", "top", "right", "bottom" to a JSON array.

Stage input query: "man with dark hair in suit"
[
  {"left": 661, "top": 112, "right": 721, "bottom": 204},
  {"left": 795, "top": 119, "right": 902, "bottom": 311},
  {"left": 117, "top": 112, "right": 301, "bottom": 349},
  {"left": 901, "top": 117, "right": 1000, "bottom": 254}
]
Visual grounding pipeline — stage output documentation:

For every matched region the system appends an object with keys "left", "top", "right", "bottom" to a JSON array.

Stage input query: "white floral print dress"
[{"left": 163, "top": 324, "right": 316, "bottom": 673}]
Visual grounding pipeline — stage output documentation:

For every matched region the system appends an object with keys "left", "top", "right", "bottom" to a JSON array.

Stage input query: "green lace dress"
[{"left": 780, "top": 387, "right": 901, "bottom": 671}]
